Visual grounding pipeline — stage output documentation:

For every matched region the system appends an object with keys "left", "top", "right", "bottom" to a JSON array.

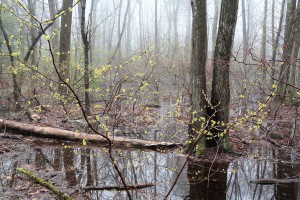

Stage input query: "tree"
[
  {"left": 189, "top": 0, "right": 207, "bottom": 155},
  {"left": 208, "top": 0, "right": 239, "bottom": 151},
  {"left": 276, "top": 0, "right": 297, "bottom": 99},
  {"left": 58, "top": 0, "right": 73, "bottom": 96},
  {"left": 108, "top": 0, "right": 130, "bottom": 65},
  {"left": 271, "top": 0, "right": 286, "bottom": 86},
  {"left": 80, "top": 0, "right": 91, "bottom": 115},
  {"left": 0, "top": 10, "right": 21, "bottom": 111},
  {"left": 48, "top": 0, "right": 59, "bottom": 54},
  {"left": 288, "top": 1, "right": 300, "bottom": 96},
  {"left": 212, "top": 0, "right": 219, "bottom": 57},
  {"left": 261, "top": 0, "right": 268, "bottom": 81}
]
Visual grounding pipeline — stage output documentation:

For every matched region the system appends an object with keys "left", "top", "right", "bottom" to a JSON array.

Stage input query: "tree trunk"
[
  {"left": 48, "top": 0, "right": 59, "bottom": 53},
  {"left": 80, "top": 0, "right": 91, "bottom": 115},
  {"left": 241, "top": 0, "right": 249, "bottom": 77},
  {"left": 126, "top": 0, "right": 132, "bottom": 57},
  {"left": 209, "top": 0, "right": 239, "bottom": 151},
  {"left": 271, "top": 0, "right": 286, "bottom": 86},
  {"left": 88, "top": 0, "right": 100, "bottom": 67},
  {"left": 172, "top": 0, "right": 180, "bottom": 59},
  {"left": 0, "top": 12, "right": 22, "bottom": 111},
  {"left": 138, "top": 0, "right": 144, "bottom": 50},
  {"left": 189, "top": 0, "right": 207, "bottom": 156},
  {"left": 108, "top": 0, "right": 130, "bottom": 65},
  {"left": 153, "top": 0, "right": 160, "bottom": 106},
  {"left": 287, "top": 2, "right": 300, "bottom": 96},
  {"left": 212, "top": 0, "right": 219, "bottom": 57},
  {"left": 58, "top": 0, "right": 73, "bottom": 96},
  {"left": 261, "top": 0, "right": 268, "bottom": 81},
  {"left": 277, "top": 0, "right": 297, "bottom": 100}
]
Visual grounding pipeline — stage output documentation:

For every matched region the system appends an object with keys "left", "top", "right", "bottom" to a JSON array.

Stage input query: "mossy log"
[
  {"left": 0, "top": 119, "right": 181, "bottom": 150},
  {"left": 16, "top": 168, "right": 73, "bottom": 200}
]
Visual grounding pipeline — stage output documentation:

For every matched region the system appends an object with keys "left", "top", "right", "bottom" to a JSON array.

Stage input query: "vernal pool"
[{"left": 0, "top": 138, "right": 299, "bottom": 200}]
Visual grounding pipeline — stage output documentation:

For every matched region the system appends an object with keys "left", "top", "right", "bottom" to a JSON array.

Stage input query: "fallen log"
[
  {"left": 83, "top": 183, "right": 155, "bottom": 191},
  {"left": 0, "top": 119, "right": 181, "bottom": 150},
  {"left": 250, "top": 178, "right": 300, "bottom": 185}
]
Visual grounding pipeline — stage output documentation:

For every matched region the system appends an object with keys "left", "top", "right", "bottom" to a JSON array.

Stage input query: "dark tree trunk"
[
  {"left": 80, "top": 0, "right": 91, "bottom": 115},
  {"left": 287, "top": 2, "right": 300, "bottom": 96},
  {"left": 208, "top": 0, "right": 239, "bottom": 151},
  {"left": 277, "top": 0, "right": 297, "bottom": 99},
  {"left": 48, "top": 0, "right": 59, "bottom": 53},
  {"left": 189, "top": 0, "right": 207, "bottom": 155},
  {"left": 58, "top": 0, "right": 73, "bottom": 95},
  {"left": 0, "top": 12, "right": 22, "bottom": 111},
  {"left": 271, "top": 0, "right": 286, "bottom": 86}
]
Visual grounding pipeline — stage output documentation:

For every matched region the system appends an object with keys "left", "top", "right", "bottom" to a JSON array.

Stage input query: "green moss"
[
  {"left": 16, "top": 168, "right": 74, "bottom": 200},
  {"left": 218, "top": 136, "right": 233, "bottom": 153},
  {"left": 195, "top": 137, "right": 206, "bottom": 156}
]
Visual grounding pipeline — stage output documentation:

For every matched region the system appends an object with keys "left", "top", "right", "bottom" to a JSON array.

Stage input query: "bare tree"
[
  {"left": 108, "top": 0, "right": 130, "bottom": 65},
  {"left": 212, "top": 0, "right": 219, "bottom": 57},
  {"left": 208, "top": 0, "right": 239, "bottom": 151},
  {"left": 58, "top": 0, "right": 73, "bottom": 95},
  {"left": 241, "top": 0, "right": 249, "bottom": 77},
  {"left": 271, "top": 0, "right": 286, "bottom": 86},
  {"left": 80, "top": 0, "right": 91, "bottom": 115},
  {"left": 0, "top": 10, "right": 21, "bottom": 111},
  {"left": 277, "top": 0, "right": 297, "bottom": 99},
  {"left": 288, "top": 1, "right": 300, "bottom": 95},
  {"left": 261, "top": 0, "right": 268, "bottom": 81},
  {"left": 48, "top": 0, "right": 59, "bottom": 53},
  {"left": 189, "top": 0, "right": 207, "bottom": 155}
]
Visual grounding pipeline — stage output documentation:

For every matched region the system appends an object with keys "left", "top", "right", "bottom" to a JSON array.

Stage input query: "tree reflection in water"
[
  {"left": 1, "top": 143, "right": 300, "bottom": 199},
  {"left": 187, "top": 161, "right": 229, "bottom": 200},
  {"left": 26, "top": 147, "right": 189, "bottom": 199}
]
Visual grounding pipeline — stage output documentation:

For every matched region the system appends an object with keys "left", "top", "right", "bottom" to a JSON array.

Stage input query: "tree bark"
[
  {"left": 208, "top": 0, "right": 239, "bottom": 151},
  {"left": 212, "top": 0, "right": 219, "bottom": 56},
  {"left": 58, "top": 0, "right": 73, "bottom": 95},
  {"left": 287, "top": 2, "right": 300, "bottom": 96},
  {"left": 0, "top": 12, "right": 22, "bottom": 111},
  {"left": 261, "top": 0, "right": 268, "bottom": 81},
  {"left": 80, "top": 0, "right": 91, "bottom": 115},
  {"left": 271, "top": 0, "right": 286, "bottom": 86},
  {"left": 241, "top": 0, "right": 249, "bottom": 78},
  {"left": 48, "top": 0, "right": 59, "bottom": 54},
  {"left": 277, "top": 0, "right": 297, "bottom": 100},
  {"left": 189, "top": 0, "right": 207, "bottom": 155}
]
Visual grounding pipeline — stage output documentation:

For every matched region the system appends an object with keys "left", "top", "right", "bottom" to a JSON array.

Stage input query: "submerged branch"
[
  {"left": 16, "top": 168, "right": 73, "bottom": 200},
  {"left": 250, "top": 178, "right": 300, "bottom": 185},
  {"left": 83, "top": 183, "right": 155, "bottom": 191}
]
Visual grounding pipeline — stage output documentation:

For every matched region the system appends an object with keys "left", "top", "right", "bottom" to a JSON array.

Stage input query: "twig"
[{"left": 266, "top": 138, "right": 281, "bottom": 147}]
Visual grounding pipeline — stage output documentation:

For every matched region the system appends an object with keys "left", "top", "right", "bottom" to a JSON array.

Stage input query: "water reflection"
[
  {"left": 227, "top": 145, "right": 300, "bottom": 200},
  {"left": 188, "top": 162, "right": 228, "bottom": 200},
  {"left": 1, "top": 143, "right": 300, "bottom": 199},
  {"left": 0, "top": 145, "right": 189, "bottom": 199}
]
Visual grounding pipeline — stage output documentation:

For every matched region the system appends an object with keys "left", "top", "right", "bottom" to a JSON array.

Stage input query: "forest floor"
[{"left": 0, "top": 101, "right": 299, "bottom": 199}]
